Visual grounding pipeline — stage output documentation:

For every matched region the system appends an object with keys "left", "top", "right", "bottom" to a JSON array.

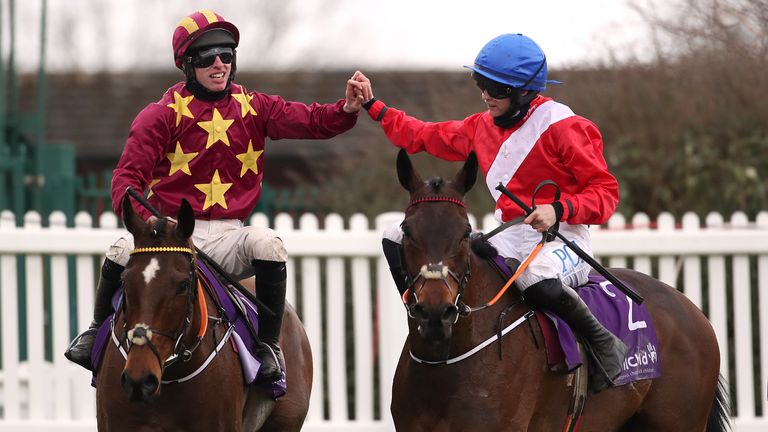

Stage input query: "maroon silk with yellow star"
[{"left": 112, "top": 82, "right": 357, "bottom": 221}]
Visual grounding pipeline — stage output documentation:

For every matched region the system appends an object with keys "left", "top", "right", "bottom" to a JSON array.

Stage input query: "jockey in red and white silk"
[{"left": 357, "top": 32, "right": 625, "bottom": 391}]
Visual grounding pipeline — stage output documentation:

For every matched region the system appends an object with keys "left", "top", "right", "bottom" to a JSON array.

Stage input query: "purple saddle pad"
[
  {"left": 90, "top": 260, "right": 286, "bottom": 398},
  {"left": 493, "top": 256, "right": 661, "bottom": 385}
]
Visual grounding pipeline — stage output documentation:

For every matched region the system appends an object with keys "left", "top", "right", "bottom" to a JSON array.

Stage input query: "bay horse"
[
  {"left": 391, "top": 149, "right": 729, "bottom": 431},
  {"left": 95, "top": 195, "right": 312, "bottom": 431}
]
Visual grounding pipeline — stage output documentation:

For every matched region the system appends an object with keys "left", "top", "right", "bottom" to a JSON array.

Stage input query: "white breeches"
[{"left": 106, "top": 219, "right": 288, "bottom": 280}]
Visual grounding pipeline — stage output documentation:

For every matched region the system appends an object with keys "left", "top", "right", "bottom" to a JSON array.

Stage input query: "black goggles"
[
  {"left": 190, "top": 46, "right": 234, "bottom": 68},
  {"left": 472, "top": 72, "right": 514, "bottom": 99}
]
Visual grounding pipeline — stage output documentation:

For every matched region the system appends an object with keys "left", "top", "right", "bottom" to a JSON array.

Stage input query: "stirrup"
[
  {"left": 64, "top": 328, "right": 98, "bottom": 371},
  {"left": 583, "top": 337, "right": 627, "bottom": 392},
  {"left": 256, "top": 343, "right": 284, "bottom": 383}
]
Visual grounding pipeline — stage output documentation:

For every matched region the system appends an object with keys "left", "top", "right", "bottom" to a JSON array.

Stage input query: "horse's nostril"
[
  {"left": 142, "top": 374, "right": 159, "bottom": 397},
  {"left": 443, "top": 305, "right": 459, "bottom": 321},
  {"left": 411, "top": 304, "right": 425, "bottom": 318}
]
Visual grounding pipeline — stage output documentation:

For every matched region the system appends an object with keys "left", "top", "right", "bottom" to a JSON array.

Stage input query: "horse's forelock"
[
  {"left": 427, "top": 177, "right": 444, "bottom": 192},
  {"left": 152, "top": 218, "right": 167, "bottom": 238}
]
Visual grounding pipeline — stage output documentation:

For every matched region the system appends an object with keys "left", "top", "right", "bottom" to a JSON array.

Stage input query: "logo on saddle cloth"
[
  {"left": 541, "top": 274, "right": 662, "bottom": 385},
  {"left": 90, "top": 260, "right": 287, "bottom": 398}
]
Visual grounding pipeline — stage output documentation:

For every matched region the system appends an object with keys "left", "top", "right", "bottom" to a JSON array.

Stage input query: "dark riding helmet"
[
  {"left": 172, "top": 10, "right": 239, "bottom": 69},
  {"left": 172, "top": 10, "right": 239, "bottom": 84}
]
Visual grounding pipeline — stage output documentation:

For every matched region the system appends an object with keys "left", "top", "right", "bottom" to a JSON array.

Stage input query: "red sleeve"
[
  {"left": 367, "top": 100, "right": 476, "bottom": 162},
  {"left": 554, "top": 118, "right": 619, "bottom": 224},
  {"left": 111, "top": 103, "right": 173, "bottom": 221},
  {"left": 257, "top": 94, "right": 358, "bottom": 140}
]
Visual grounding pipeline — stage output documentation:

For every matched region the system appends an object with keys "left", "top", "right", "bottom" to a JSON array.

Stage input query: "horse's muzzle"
[
  {"left": 121, "top": 370, "right": 160, "bottom": 402},
  {"left": 411, "top": 303, "right": 459, "bottom": 342}
]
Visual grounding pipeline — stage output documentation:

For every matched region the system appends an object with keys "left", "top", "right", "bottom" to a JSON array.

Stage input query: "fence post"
[
  {"left": 49, "top": 211, "right": 71, "bottom": 420},
  {"left": 0, "top": 210, "right": 21, "bottom": 420},
  {"left": 681, "top": 212, "right": 702, "bottom": 308},
  {"left": 298, "top": 213, "right": 324, "bottom": 422},
  {"left": 72, "top": 211, "right": 96, "bottom": 420},
  {"left": 705, "top": 212, "right": 729, "bottom": 396},
  {"left": 731, "top": 211, "right": 755, "bottom": 418},
  {"left": 374, "top": 211, "right": 407, "bottom": 428},
  {"left": 349, "top": 213, "right": 374, "bottom": 422},
  {"left": 23, "top": 211, "right": 48, "bottom": 419},
  {"left": 758, "top": 211, "right": 768, "bottom": 413},
  {"left": 325, "top": 213, "right": 348, "bottom": 422},
  {"left": 606, "top": 213, "right": 627, "bottom": 268},
  {"left": 631, "top": 213, "right": 652, "bottom": 275}
]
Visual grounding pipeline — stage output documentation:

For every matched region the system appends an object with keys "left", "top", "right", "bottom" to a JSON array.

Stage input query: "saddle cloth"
[
  {"left": 493, "top": 256, "right": 662, "bottom": 385},
  {"left": 90, "top": 260, "right": 287, "bottom": 398}
]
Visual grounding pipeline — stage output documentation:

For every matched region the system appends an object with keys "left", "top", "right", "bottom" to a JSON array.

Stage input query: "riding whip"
[{"left": 494, "top": 182, "right": 644, "bottom": 304}]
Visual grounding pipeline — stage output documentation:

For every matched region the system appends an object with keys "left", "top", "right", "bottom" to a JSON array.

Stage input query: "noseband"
[
  {"left": 121, "top": 246, "right": 201, "bottom": 370},
  {"left": 403, "top": 196, "right": 472, "bottom": 319}
]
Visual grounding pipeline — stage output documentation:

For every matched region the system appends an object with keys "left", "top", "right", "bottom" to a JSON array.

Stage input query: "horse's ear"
[
  {"left": 122, "top": 194, "right": 146, "bottom": 236},
  {"left": 455, "top": 151, "right": 478, "bottom": 194},
  {"left": 396, "top": 148, "right": 422, "bottom": 193},
  {"left": 175, "top": 199, "right": 195, "bottom": 240}
]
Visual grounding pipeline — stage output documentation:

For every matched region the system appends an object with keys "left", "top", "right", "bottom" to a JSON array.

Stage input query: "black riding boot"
[
  {"left": 64, "top": 258, "right": 124, "bottom": 371},
  {"left": 253, "top": 259, "right": 287, "bottom": 383},
  {"left": 382, "top": 238, "right": 409, "bottom": 296},
  {"left": 524, "top": 278, "right": 628, "bottom": 392}
]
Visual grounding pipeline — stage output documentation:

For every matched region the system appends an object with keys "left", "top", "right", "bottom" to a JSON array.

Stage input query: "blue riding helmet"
[{"left": 465, "top": 34, "right": 562, "bottom": 92}]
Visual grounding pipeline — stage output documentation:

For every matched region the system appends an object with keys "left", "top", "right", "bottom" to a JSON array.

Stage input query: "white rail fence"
[{"left": 0, "top": 209, "right": 767, "bottom": 431}]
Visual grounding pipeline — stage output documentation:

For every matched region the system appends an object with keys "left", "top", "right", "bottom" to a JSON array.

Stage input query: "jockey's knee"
[
  {"left": 243, "top": 227, "right": 288, "bottom": 263},
  {"left": 383, "top": 224, "right": 403, "bottom": 244},
  {"left": 106, "top": 236, "right": 133, "bottom": 267}
]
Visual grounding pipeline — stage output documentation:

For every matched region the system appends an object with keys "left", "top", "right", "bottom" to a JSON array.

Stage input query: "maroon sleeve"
[
  {"left": 255, "top": 94, "right": 358, "bottom": 140},
  {"left": 111, "top": 103, "right": 173, "bottom": 220}
]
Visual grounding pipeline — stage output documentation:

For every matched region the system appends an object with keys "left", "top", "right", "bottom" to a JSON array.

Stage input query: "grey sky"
[{"left": 5, "top": 0, "right": 656, "bottom": 73}]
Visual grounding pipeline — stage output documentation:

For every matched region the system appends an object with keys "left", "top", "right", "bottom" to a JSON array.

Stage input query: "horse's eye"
[
  {"left": 402, "top": 225, "right": 412, "bottom": 239},
  {"left": 463, "top": 227, "right": 472, "bottom": 239},
  {"left": 177, "top": 280, "right": 191, "bottom": 294}
]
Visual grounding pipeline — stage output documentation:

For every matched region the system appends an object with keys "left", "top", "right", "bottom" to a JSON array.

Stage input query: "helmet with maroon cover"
[{"left": 172, "top": 10, "right": 239, "bottom": 70}]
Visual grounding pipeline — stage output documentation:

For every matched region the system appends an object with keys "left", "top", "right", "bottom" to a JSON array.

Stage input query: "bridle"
[
  {"left": 402, "top": 196, "right": 472, "bottom": 321},
  {"left": 402, "top": 195, "right": 537, "bottom": 365},
  {"left": 118, "top": 246, "right": 204, "bottom": 371}
]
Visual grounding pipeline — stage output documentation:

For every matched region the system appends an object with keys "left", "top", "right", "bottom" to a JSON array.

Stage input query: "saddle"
[
  {"left": 89, "top": 260, "right": 287, "bottom": 399},
  {"left": 491, "top": 255, "right": 662, "bottom": 386}
]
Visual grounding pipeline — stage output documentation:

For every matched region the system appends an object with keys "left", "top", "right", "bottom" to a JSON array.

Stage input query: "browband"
[
  {"left": 407, "top": 196, "right": 466, "bottom": 210},
  {"left": 130, "top": 247, "right": 195, "bottom": 255}
]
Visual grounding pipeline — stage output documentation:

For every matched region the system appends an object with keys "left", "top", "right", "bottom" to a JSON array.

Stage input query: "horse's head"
[
  {"left": 118, "top": 195, "right": 197, "bottom": 402},
  {"left": 397, "top": 149, "right": 478, "bottom": 343}
]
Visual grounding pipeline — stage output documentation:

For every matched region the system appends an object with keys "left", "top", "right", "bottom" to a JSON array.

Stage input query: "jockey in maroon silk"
[{"left": 65, "top": 9, "right": 372, "bottom": 385}]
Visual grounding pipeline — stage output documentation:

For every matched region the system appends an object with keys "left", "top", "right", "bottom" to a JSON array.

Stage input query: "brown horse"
[
  {"left": 95, "top": 196, "right": 312, "bottom": 431},
  {"left": 391, "top": 149, "right": 729, "bottom": 431}
]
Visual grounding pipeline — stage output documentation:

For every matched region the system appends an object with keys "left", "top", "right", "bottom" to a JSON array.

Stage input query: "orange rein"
[
  {"left": 484, "top": 241, "right": 544, "bottom": 307},
  {"left": 401, "top": 240, "right": 545, "bottom": 308},
  {"left": 196, "top": 279, "right": 208, "bottom": 338}
]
